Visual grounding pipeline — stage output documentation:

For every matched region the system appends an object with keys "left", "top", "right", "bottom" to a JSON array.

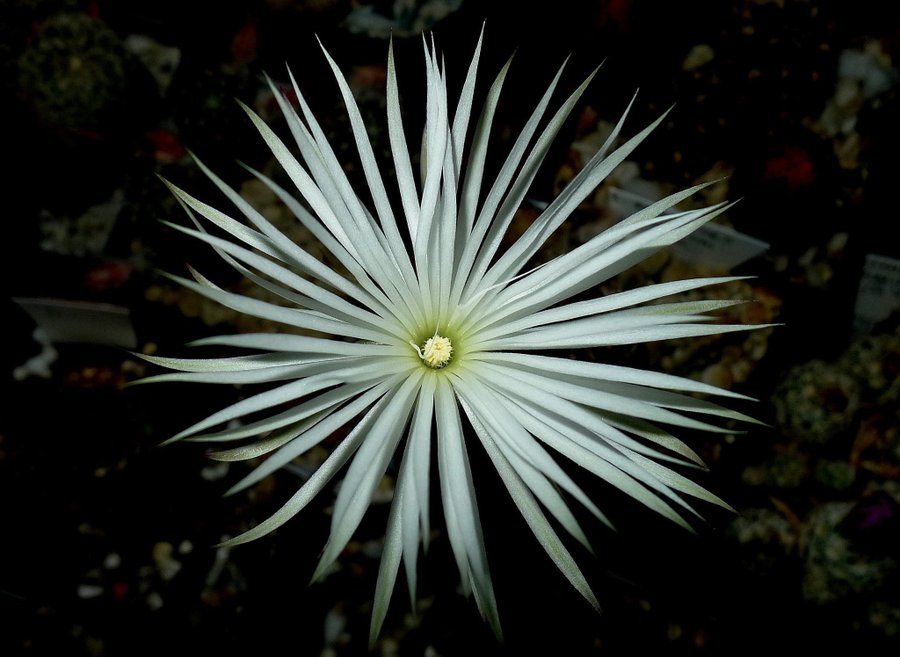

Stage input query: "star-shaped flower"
[{"left": 145, "top": 32, "right": 763, "bottom": 640}]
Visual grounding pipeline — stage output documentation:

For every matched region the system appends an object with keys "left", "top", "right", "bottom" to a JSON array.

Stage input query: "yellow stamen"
[{"left": 411, "top": 334, "right": 453, "bottom": 369}]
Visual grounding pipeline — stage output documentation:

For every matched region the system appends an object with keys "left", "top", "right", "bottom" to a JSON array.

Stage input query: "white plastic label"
[
  {"left": 608, "top": 187, "right": 769, "bottom": 270},
  {"left": 670, "top": 221, "right": 770, "bottom": 270},
  {"left": 853, "top": 253, "right": 900, "bottom": 334},
  {"left": 14, "top": 297, "right": 138, "bottom": 348}
]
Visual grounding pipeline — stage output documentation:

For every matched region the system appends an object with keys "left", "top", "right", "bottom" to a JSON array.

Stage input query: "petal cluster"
[{"left": 146, "top": 32, "right": 764, "bottom": 639}]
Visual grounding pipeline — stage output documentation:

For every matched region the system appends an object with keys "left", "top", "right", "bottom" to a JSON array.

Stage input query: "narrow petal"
[
  {"left": 226, "top": 375, "right": 407, "bottom": 495},
  {"left": 470, "top": 350, "right": 754, "bottom": 400},
  {"left": 218, "top": 395, "right": 391, "bottom": 548},
  {"left": 159, "top": 271, "right": 397, "bottom": 344},
  {"left": 454, "top": 384, "right": 600, "bottom": 612},
  {"left": 313, "top": 370, "right": 423, "bottom": 580},
  {"left": 456, "top": 374, "right": 611, "bottom": 544},
  {"left": 434, "top": 376, "right": 501, "bottom": 637},
  {"left": 369, "top": 376, "right": 436, "bottom": 642},
  {"left": 167, "top": 360, "right": 401, "bottom": 442},
  {"left": 188, "top": 333, "right": 404, "bottom": 357}
]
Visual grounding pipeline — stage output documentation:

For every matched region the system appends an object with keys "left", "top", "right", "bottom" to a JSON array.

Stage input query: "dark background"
[{"left": 2, "top": 0, "right": 899, "bottom": 655}]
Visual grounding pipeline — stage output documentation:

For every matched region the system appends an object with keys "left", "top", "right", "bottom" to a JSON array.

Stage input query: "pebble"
[
  {"left": 103, "top": 552, "right": 121, "bottom": 569},
  {"left": 152, "top": 541, "right": 182, "bottom": 581},
  {"left": 146, "top": 591, "right": 164, "bottom": 611},
  {"left": 201, "top": 461, "right": 230, "bottom": 481},
  {"left": 77, "top": 584, "right": 104, "bottom": 599}
]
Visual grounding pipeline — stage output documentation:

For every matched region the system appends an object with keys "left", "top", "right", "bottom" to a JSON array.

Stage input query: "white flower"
[{"left": 146, "top": 33, "right": 763, "bottom": 640}]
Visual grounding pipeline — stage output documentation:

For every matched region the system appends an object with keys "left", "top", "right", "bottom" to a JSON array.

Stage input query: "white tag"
[
  {"left": 13, "top": 297, "right": 137, "bottom": 349},
  {"left": 670, "top": 221, "right": 770, "bottom": 270},
  {"left": 607, "top": 187, "right": 769, "bottom": 270},
  {"left": 608, "top": 187, "right": 659, "bottom": 219},
  {"left": 853, "top": 253, "right": 900, "bottom": 334}
]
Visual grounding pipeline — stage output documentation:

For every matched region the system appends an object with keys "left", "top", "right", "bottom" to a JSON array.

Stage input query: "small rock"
[
  {"left": 77, "top": 584, "right": 104, "bottom": 599},
  {"left": 683, "top": 44, "right": 715, "bottom": 71},
  {"left": 103, "top": 552, "right": 121, "bottom": 569}
]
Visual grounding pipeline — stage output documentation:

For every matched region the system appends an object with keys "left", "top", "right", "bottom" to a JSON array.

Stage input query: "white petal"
[
  {"left": 208, "top": 409, "right": 331, "bottom": 462},
  {"left": 483, "top": 385, "right": 697, "bottom": 530},
  {"left": 471, "top": 360, "right": 733, "bottom": 434},
  {"left": 241, "top": 164, "right": 415, "bottom": 327},
  {"left": 188, "top": 333, "right": 403, "bottom": 357},
  {"left": 454, "top": 383, "right": 600, "bottom": 612},
  {"left": 455, "top": 56, "right": 512, "bottom": 241},
  {"left": 160, "top": 271, "right": 396, "bottom": 344},
  {"left": 387, "top": 39, "right": 421, "bottom": 240},
  {"left": 314, "top": 44, "right": 418, "bottom": 290},
  {"left": 475, "top": 276, "right": 750, "bottom": 340},
  {"left": 449, "top": 26, "right": 484, "bottom": 179},
  {"left": 226, "top": 374, "right": 405, "bottom": 496},
  {"left": 168, "top": 360, "right": 405, "bottom": 442},
  {"left": 453, "top": 57, "right": 571, "bottom": 301},
  {"left": 218, "top": 396, "right": 390, "bottom": 548},
  {"left": 196, "top": 380, "right": 377, "bottom": 445},
  {"left": 313, "top": 370, "right": 423, "bottom": 580},
  {"left": 462, "top": 65, "right": 600, "bottom": 298},
  {"left": 455, "top": 374, "right": 610, "bottom": 545},
  {"left": 434, "top": 376, "right": 501, "bottom": 637},
  {"left": 163, "top": 220, "right": 407, "bottom": 338},
  {"left": 470, "top": 350, "right": 753, "bottom": 400}
]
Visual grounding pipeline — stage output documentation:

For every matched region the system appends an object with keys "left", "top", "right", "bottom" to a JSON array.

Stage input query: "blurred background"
[{"left": 2, "top": 0, "right": 899, "bottom": 654}]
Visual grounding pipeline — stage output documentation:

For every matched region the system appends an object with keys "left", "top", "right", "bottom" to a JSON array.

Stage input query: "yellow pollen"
[{"left": 411, "top": 334, "right": 453, "bottom": 369}]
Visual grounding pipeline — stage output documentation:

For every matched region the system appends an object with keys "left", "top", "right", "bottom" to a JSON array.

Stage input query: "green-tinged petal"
[
  {"left": 477, "top": 374, "right": 698, "bottom": 530},
  {"left": 462, "top": 64, "right": 601, "bottom": 298},
  {"left": 401, "top": 376, "right": 436, "bottom": 603},
  {"left": 162, "top": 220, "right": 407, "bottom": 338},
  {"left": 187, "top": 333, "right": 403, "bottom": 357},
  {"left": 472, "top": 275, "right": 752, "bottom": 342},
  {"left": 455, "top": 55, "right": 512, "bottom": 243},
  {"left": 207, "top": 410, "right": 329, "bottom": 462},
  {"left": 449, "top": 25, "right": 484, "bottom": 179},
  {"left": 464, "top": 359, "right": 718, "bottom": 479},
  {"left": 387, "top": 38, "right": 421, "bottom": 241},
  {"left": 453, "top": 56, "right": 571, "bottom": 303},
  {"left": 468, "top": 202, "right": 731, "bottom": 333},
  {"left": 469, "top": 350, "right": 753, "bottom": 400},
  {"left": 218, "top": 396, "right": 390, "bottom": 548},
  {"left": 455, "top": 384, "right": 600, "bottom": 612},
  {"left": 160, "top": 271, "right": 393, "bottom": 344},
  {"left": 369, "top": 463, "right": 407, "bottom": 646},
  {"left": 315, "top": 41, "right": 417, "bottom": 287},
  {"left": 456, "top": 375, "right": 608, "bottom": 546},
  {"left": 471, "top": 360, "right": 734, "bottom": 434},
  {"left": 167, "top": 360, "right": 406, "bottom": 443},
  {"left": 480, "top": 319, "right": 771, "bottom": 352},
  {"left": 313, "top": 370, "right": 423, "bottom": 581},
  {"left": 626, "top": 451, "right": 734, "bottom": 512},
  {"left": 473, "top": 355, "right": 760, "bottom": 426},
  {"left": 138, "top": 358, "right": 355, "bottom": 386},
  {"left": 192, "top": 380, "right": 375, "bottom": 444},
  {"left": 136, "top": 352, "right": 331, "bottom": 373},
  {"left": 226, "top": 375, "right": 406, "bottom": 495},
  {"left": 434, "top": 376, "right": 501, "bottom": 637},
  {"left": 368, "top": 375, "right": 435, "bottom": 642},
  {"left": 241, "top": 164, "right": 412, "bottom": 327},
  {"left": 602, "top": 413, "right": 706, "bottom": 468}
]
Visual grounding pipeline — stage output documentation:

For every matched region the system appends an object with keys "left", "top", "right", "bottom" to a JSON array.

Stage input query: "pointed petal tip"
[
  {"left": 158, "top": 434, "right": 182, "bottom": 447},
  {"left": 309, "top": 561, "right": 329, "bottom": 585},
  {"left": 214, "top": 532, "right": 253, "bottom": 549},
  {"left": 223, "top": 475, "right": 256, "bottom": 497}
]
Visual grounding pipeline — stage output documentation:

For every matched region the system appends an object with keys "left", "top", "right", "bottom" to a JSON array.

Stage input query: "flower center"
[{"left": 411, "top": 333, "right": 453, "bottom": 369}]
